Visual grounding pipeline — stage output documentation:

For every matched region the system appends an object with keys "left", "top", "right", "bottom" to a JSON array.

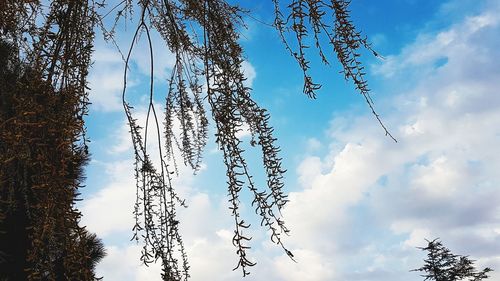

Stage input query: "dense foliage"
[
  {"left": 0, "top": 1, "right": 105, "bottom": 280},
  {"left": 0, "top": 39, "right": 105, "bottom": 280}
]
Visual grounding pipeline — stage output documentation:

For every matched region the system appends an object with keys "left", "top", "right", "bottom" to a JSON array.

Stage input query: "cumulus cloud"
[
  {"left": 97, "top": 244, "right": 163, "bottom": 280},
  {"left": 374, "top": 6, "right": 500, "bottom": 79},
  {"left": 241, "top": 60, "right": 257, "bottom": 88},
  {"left": 129, "top": 30, "right": 176, "bottom": 80},
  {"left": 80, "top": 160, "right": 136, "bottom": 237},
  {"left": 88, "top": 45, "right": 125, "bottom": 112}
]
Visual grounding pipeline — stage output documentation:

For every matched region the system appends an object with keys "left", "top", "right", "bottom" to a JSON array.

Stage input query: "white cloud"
[
  {"left": 373, "top": 9, "right": 500, "bottom": 79},
  {"left": 306, "top": 137, "right": 322, "bottom": 152},
  {"left": 88, "top": 45, "right": 125, "bottom": 112},
  {"left": 273, "top": 249, "right": 336, "bottom": 281},
  {"left": 130, "top": 29, "right": 176, "bottom": 80},
  {"left": 97, "top": 244, "right": 163, "bottom": 281},
  {"left": 80, "top": 160, "right": 136, "bottom": 237},
  {"left": 241, "top": 60, "right": 256, "bottom": 88}
]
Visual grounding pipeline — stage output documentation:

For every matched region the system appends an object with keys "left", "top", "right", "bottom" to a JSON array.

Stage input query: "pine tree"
[
  {"left": 0, "top": 3, "right": 105, "bottom": 280},
  {"left": 413, "top": 239, "right": 493, "bottom": 281}
]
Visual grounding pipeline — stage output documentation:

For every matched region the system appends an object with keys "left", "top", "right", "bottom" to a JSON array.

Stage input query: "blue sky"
[{"left": 80, "top": 0, "right": 500, "bottom": 280}]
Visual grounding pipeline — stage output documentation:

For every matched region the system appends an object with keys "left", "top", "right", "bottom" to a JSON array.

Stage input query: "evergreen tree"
[
  {"left": 0, "top": 7, "right": 104, "bottom": 281},
  {"left": 413, "top": 239, "right": 492, "bottom": 281}
]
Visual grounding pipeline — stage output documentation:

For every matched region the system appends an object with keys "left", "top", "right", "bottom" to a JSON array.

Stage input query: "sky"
[{"left": 80, "top": 0, "right": 500, "bottom": 280}]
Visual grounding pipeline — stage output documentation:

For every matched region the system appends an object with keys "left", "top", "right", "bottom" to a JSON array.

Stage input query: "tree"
[
  {"left": 413, "top": 239, "right": 493, "bottom": 281},
  {"left": 0, "top": 6, "right": 105, "bottom": 281},
  {"left": 1, "top": 0, "right": 393, "bottom": 280}
]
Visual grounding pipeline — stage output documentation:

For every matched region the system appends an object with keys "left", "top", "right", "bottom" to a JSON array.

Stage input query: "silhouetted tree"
[
  {"left": 413, "top": 239, "right": 492, "bottom": 281},
  {"left": 1, "top": 0, "right": 394, "bottom": 280},
  {"left": 80, "top": 231, "right": 107, "bottom": 275},
  {"left": 0, "top": 4, "right": 105, "bottom": 280}
]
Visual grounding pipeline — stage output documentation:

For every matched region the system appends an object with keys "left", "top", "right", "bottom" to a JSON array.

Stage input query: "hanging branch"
[
  {"left": 121, "top": 4, "right": 189, "bottom": 280},
  {"left": 113, "top": 0, "right": 294, "bottom": 279},
  {"left": 272, "top": 0, "right": 397, "bottom": 141},
  {"left": 109, "top": 0, "right": 397, "bottom": 280},
  {"left": 2, "top": 1, "right": 397, "bottom": 280}
]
